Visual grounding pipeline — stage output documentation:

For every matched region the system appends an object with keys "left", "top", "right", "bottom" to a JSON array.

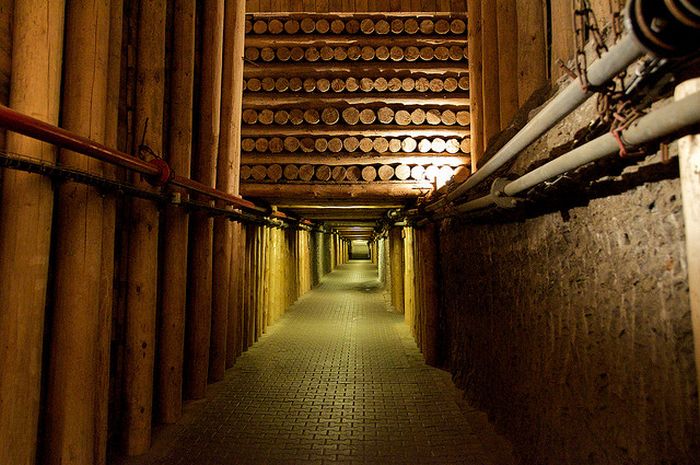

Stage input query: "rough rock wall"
[{"left": 440, "top": 179, "right": 699, "bottom": 465}]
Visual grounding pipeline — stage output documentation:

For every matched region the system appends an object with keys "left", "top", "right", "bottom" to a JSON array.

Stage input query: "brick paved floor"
[{"left": 116, "top": 262, "right": 512, "bottom": 465}]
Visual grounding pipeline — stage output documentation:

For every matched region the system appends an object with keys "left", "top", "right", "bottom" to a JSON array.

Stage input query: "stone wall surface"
[{"left": 440, "top": 178, "right": 699, "bottom": 465}]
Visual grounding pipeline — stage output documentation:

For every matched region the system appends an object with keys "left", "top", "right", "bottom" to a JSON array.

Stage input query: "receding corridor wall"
[{"left": 439, "top": 179, "right": 699, "bottom": 464}]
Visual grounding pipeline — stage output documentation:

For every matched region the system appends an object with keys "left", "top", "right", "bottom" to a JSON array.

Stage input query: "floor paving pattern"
[{"left": 118, "top": 262, "right": 507, "bottom": 465}]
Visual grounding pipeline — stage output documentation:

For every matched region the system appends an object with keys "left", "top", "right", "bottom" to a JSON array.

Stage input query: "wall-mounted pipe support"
[{"left": 454, "top": 90, "right": 700, "bottom": 214}]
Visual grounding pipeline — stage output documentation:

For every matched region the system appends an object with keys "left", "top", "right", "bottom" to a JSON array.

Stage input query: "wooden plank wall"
[{"left": 247, "top": 0, "right": 467, "bottom": 12}]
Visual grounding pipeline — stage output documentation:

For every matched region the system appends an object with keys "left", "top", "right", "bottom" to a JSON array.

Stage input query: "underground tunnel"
[{"left": 0, "top": 0, "right": 699, "bottom": 464}]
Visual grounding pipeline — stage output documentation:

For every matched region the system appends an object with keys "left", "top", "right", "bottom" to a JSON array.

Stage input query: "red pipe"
[
  {"left": 0, "top": 104, "right": 264, "bottom": 214},
  {"left": 0, "top": 104, "right": 159, "bottom": 176},
  {"left": 170, "top": 175, "right": 264, "bottom": 213}
]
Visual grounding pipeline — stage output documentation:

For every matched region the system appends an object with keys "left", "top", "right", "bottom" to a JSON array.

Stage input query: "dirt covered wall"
[{"left": 439, "top": 178, "right": 699, "bottom": 464}]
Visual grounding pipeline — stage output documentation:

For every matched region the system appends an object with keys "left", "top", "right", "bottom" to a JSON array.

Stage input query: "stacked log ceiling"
[
  {"left": 0, "top": 1, "right": 65, "bottom": 464},
  {"left": 247, "top": 1, "right": 467, "bottom": 13},
  {"left": 185, "top": 0, "right": 224, "bottom": 401},
  {"left": 44, "top": 1, "right": 110, "bottom": 464},
  {"left": 240, "top": 12, "right": 470, "bottom": 200},
  {"left": 123, "top": 0, "right": 166, "bottom": 455}
]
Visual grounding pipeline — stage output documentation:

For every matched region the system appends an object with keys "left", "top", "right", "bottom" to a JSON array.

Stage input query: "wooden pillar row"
[
  {"left": 157, "top": 0, "right": 195, "bottom": 425},
  {"left": 185, "top": 0, "right": 224, "bottom": 401},
  {"left": 123, "top": 0, "right": 166, "bottom": 455},
  {"left": 44, "top": 1, "right": 110, "bottom": 464},
  {"left": 0, "top": 1, "right": 65, "bottom": 464}
]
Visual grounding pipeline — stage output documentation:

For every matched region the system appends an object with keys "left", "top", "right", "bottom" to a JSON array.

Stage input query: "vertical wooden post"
[
  {"left": 497, "top": 0, "right": 518, "bottom": 128},
  {"left": 516, "top": 0, "right": 547, "bottom": 106},
  {"left": 157, "top": 0, "right": 195, "bottom": 424},
  {"left": 480, "top": 0, "right": 500, "bottom": 148},
  {"left": 467, "top": 0, "right": 482, "bottom": 171},
  {"left": 676, "top": 78, "right": 700, "bottom": 421},
  {"left": 403, "top": 227, "right": 416, "bottom": 335},
  {"left": 95, "top": 2, "right": 123, "bottom": 463},
  {"left": 389, "top": 227, "right": 404, "bottom": 313},
  {"left": 210, "top": 0, "right": 244, "bottom": 383},
  {"left": 227, "top": 223, "right": 246, "bottom": 364},
  {"left": 185, "top": 0, "right": 224, "bottom": 400},
  {"left": 225, "top": 0, "right": 246, "bottom": 369},
  {"left": 123, "top": 0, "right": 166, "bottom": 455},
  {"left": 44, "top": 1, "right": 110, "bottom": 463},
  {"left": 0, "top": 2, "right": 64, "bottom": 464},
  {"left": 550, "top": 0, "right": 575, "bottom": 80},
  {"left": 245, "top": 224, "right": 256, "bottom": 348},
  {"left": 418, "top": 224, "right": 440, "bottom": 366}
]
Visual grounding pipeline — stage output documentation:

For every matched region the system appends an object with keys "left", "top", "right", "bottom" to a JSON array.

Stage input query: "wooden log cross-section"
[{"left": 244, "top": 76, "right": 467, "bottom": 94}]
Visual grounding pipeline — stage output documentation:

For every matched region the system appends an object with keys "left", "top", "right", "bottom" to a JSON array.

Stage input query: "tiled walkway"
[{"left": 118, "top": 262, "right": 512, "bottom": 465}]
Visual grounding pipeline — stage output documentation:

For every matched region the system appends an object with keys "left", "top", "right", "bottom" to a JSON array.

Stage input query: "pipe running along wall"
[
  {"left": 428, "top": 0, "right": 700, "bottom": 212},
  {"left": 455, "top": 89, "right": 700, "bottom": 213}
]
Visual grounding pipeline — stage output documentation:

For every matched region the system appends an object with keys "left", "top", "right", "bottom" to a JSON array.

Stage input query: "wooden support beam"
[
  {"left": 467, "top": 0, "right": 483, "bottom": 171},
  {"left": 242, "top": 153, "right": 469, "bottom": 166},
  {"left": 0, "top": 1, "right": 64, "bottom": 464},
  {"left": 550, "top": 0, "right": 575, "bottom": 80},
  {"left": 123, "top": 0, "right": 166, "bottom": 455},
  {"left": 245, "top": 35, "right": 468, "bottom": 47},
  {"left": 516, "top": 0, "right": 547, "bottom": 106},
  {"left": 480, "top": 0, "right": 500, "bottom": 148},
  {"left": 225, "top": 0, "right": 247, "bottom": 369},
  {"left": 416, "top": 223, "right": 439, "bottom": 366},
  {"left": 389, "top": 227, "right": 404, "bottom": 313},
  {"left": 243, "top": 93, "right": 470, "bottom": 109},
  {"left": 227, "top": 223, "right": 246, "bottom": 365},
  {"left": 95, "top": 3, "right": 123, "bottom": 463},
  {"left": 44, "top": 1, "right": 110, "bottom": 464},
  {"left": 157, "top": 0, "right": 195, "bottom": 425},
  {"left": 211, "top": 0, "right": 244, "bottom": 384},
  {"left": 241, "top": 126, "right": 470, "bottom": 138},
  {"left": 244, "top": 62, "right": 468, "bottom": 78},
  {"left": 496, "top": 0, "right": 518, "bottom": 128},
  {"left": 185, "top": 0, "right": 224, "bottom": 400},
  {"left": 676, "top": 79, "right": 700, "bottom": 423},
  {"left": 242, "top": 181, "right": 433, "bottom": 200}
]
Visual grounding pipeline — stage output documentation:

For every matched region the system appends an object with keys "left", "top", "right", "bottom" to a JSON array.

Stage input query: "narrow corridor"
[{"left": 117, "top": 262, "right": 508, "bottom": 465}]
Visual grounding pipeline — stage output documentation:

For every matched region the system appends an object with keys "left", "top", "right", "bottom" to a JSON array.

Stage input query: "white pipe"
[
  {"left": 428, "top": 33, "right": 646, "bottom": 212},
  {"left": 455, "top": 90, "right": 700, "bottom": 213}
]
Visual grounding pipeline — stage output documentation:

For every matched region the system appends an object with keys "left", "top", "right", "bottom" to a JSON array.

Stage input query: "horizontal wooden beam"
[
  {"left": 242, "top": 153, "right": 470, "bottom": 166},
  {"left": 242, "top": 182, "right": 433, "bottom": 200},
  {"left": 247, "top": 12, "right": 468, "bottom": 19},
  {"left": 242, "top": 93, "right": 470, "bottom": 109},
  {"left": 244, "top": 62, "right": 468, "bottom": 79},
  {"left": 241, "top": 126, "right": 470, "bottom": 138},
  {"left": 245, "top": 35, "right": 468, "bottom": 48}
]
